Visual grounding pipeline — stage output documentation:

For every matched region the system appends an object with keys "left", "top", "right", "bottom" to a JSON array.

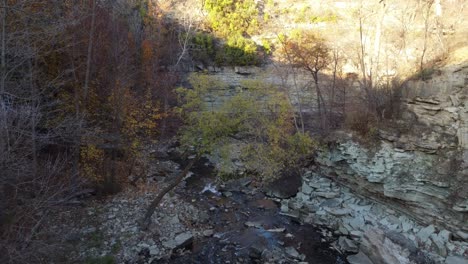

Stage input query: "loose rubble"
[{"left": 281, "top": 171, "right": 468, "bottom": 264}]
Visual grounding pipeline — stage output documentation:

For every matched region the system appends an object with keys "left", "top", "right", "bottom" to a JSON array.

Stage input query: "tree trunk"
[
  {"left": 1, "top": 0, "right": 7, "bottom": 94},
  {"left": 140, "top": 155, "right": 200, "bottom": 229},
  {"left": 83, "top": 0, "right": 96, "bottom": 104}
]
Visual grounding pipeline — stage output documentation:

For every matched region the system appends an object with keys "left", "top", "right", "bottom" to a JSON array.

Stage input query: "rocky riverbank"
[
  {"left": 46, "top": 149, "right": 347, "bottom": 264},
  {"left": 277, "top": 171, "right": 468, "bottom": 264}
]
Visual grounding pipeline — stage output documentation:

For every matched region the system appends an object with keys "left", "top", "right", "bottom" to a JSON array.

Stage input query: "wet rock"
[{"left": 347, "top": 252, "right": 375, "bottom": 264}]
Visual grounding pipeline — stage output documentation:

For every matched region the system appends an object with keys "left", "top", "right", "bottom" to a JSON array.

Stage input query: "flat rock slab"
[
  {"left": 347, "top": 252, "right": 375, "bottom": 264},
  {"left": 163, "top": 232, "right": 193, "bottom": 250},
  {"left": 445, "top": 256, "right": 468, "bottom": 264}
]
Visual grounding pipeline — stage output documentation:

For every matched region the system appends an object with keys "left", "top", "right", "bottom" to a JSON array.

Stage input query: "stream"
[{"left": 162, "top": 157, "right": 348, "bottom": 264}]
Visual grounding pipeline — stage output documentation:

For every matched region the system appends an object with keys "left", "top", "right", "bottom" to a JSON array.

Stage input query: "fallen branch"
[{"left": 139, "top": 155, "right": 200, "bottom": 230}]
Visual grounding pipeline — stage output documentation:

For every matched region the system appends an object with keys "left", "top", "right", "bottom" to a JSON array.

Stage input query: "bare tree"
[{"left": 281, "top": 31, "right": 331, "bottom": 131}]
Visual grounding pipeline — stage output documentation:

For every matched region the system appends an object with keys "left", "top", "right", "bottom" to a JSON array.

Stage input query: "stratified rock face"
[{"left": 316, "top": 61, "right": 468, "bottom": 235}]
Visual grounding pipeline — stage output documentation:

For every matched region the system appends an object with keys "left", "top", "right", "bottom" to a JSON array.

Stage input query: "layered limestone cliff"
[{"left": 316, "top": 53, "right": 468, "bottom": 238}]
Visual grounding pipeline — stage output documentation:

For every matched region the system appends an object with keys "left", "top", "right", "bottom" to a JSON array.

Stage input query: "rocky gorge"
[
  {"left": 269, "top": 49, "right": 468, "bottom": 263},
  {"left": 186, "top": 48, "right": 468, "bottom": 263},
  {"left": 47, "top": 43, "right": 467, "bottom": 264}
]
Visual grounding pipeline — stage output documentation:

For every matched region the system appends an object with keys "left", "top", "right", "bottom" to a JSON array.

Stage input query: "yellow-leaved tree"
[{"left": 140, "top": 74, "right": 315, "bottom": 228}]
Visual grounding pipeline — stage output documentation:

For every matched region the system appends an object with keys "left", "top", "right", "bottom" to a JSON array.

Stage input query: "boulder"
[
  {"left": 162, "top": 232, "right": 193, "bottom": 250},
  {"left": 417, "top": 225, "right": 436, "bottom": 244},
  {"left": 361, "top": 229, "right": 412, "bottom": 264}
]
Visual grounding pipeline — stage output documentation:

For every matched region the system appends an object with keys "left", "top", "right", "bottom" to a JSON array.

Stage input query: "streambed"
[{"left": 163, "top": 158, "right": 348, "bottom": 264}]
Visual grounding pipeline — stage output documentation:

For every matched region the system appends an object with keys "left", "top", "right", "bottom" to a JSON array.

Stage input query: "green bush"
[
  {"left": 204, "top": 0, "right": 259, "bottom": 37},
  {"left": 216, "top": 35, "right": 260, "bottom": 66},
  {"left": 191, "top": 32, "right": 216, "bottom": 64}
]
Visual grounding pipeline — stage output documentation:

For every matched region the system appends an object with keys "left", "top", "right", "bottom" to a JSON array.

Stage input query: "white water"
[{"left": 200, "top": 182, "right": 221, "bottom": 196}]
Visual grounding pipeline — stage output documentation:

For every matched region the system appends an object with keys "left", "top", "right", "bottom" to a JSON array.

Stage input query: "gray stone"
[
  {"left": 445, "top": 256, "right": 468, "bottom": 264},
  {"left": 279, "top": 210, "right": 300, "bottom": 219},
  {"left": 169, "top": 215, "right": 180, "bottom": 225},
  {"left": 280, "top": 201, "right": 289, "bottom": 213},
  {"left": 361, "top": 229, "right": 412, "bottom": 264},
  {"left": 296, "top": 192, "right": 309, "bottom": 202},
  {"left": 455, "top": 231, "right": 468, "bottom": 240},
  {"left": 338, "top": 225, "right": 349, "bottom": 235},
  {"left": 315, "top": 192, "right": 339, "bottom": 198},
  {"left": 308, "top": 182, "right": 322, "bottom": 189},
  {"left": 324, "top": 208, "right": 352, "bottom": 216},
  {"left": 348, "top": 216, "right": 365, "bottom": 230},
  {"left": 302, "top": 182, "right": 313, "bottom": 194},
  {"left": 162, "top": 232, "right": 193, "bottom": 250},
  {"left": 417, "top": 225, "right": 436, "bottom": 243},
  {"left": 401, "top": 220, "right": 414, "bottom": 233},
  {"left": 439, "top": 230, "right": 452, "bottom": 242},
  {"left": 304, "top": 203, "right": 319, "bottom": 212},
  {"left": 338, "top": 236, "right": 359, "bottom": 253},
  {"left": 347, "top": 252, "right": 374, "bottom": 264},
  {"left": 431, "top": 233, "right": 448, "bottom": 257},
  {"left": 245, "top": 221, "right": 262, "bottom": 228},
  {"left": 149, "top": 246, "right": 160, "bottom": 256},
  {"left": 175, "top": 232, "right": 193, "bottom": 247},
  {"left": 350, "top": 230, "right": 363, "bottom": 238},
  {"left": 203, "top": 229, "right": 214, "bottom": 237},
  {"left": 320, "top": 198, "right": 343, "bottom": 208},
  {"left": 285, "top": 247, "right": 301, "bottom": 260}
]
